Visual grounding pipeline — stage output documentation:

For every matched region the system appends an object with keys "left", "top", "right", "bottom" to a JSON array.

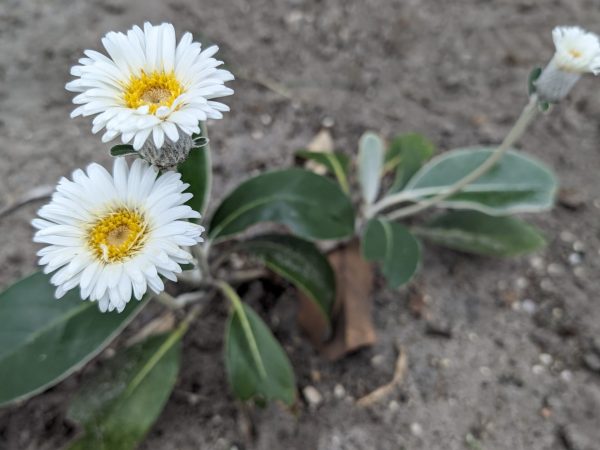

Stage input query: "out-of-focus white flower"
[
  {"left": 33, "top": 158, "right": 204, "bottom": 313},
  {"left": 536, "top": 26, "right": 600, "bottom": 102},
  {"left": 66, "top": 22, "right": 234, "bottom": 151}
]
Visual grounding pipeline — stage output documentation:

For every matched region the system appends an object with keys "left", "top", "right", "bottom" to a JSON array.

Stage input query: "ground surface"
[{"left": 1, "top": 0, "right": 600, "bottom": 449}]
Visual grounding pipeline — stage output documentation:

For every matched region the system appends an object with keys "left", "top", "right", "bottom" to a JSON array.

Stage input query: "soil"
[{"left": 1, "top": 0, "right": 600, "bottom": 449}]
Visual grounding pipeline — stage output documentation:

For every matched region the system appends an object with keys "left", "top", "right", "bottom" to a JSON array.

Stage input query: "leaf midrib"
[
  {"left": 211, "top": 193, "right": 325, "bottom": 238},
  {"left": 0, "top": 302, "right": 91, "bottom": 364}
]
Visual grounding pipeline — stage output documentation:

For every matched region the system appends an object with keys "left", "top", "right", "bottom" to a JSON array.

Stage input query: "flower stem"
[
  {"left": 217, "top": 280, "right": 268, "bottom": 378},
  {"left": 369, "top": 95, "right": 540, "bottom": 220}
]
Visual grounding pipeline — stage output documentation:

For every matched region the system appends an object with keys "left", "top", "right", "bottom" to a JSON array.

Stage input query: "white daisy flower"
[
  {"left": 536, "top": 26, "right": 600, "bottom": 102},
  {"left": 66, "top": 22, "right": 234, "bottom": 152},
  {"left": 32, "top": 158, "right": 204, "bottom": 313}
]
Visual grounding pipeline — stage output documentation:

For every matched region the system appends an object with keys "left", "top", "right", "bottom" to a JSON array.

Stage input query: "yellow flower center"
[
  {"left": 569, "top": 48, "right": 583, "bottom": 59},
  {"left": 123, "top": 71, "right": 183, "bottom": 114},
  {"left": 87, "top": 208, "right": 148, "bottom": 263}
]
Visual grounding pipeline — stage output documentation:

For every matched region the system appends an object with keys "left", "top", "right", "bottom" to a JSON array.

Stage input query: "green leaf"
[
  {"left": 208, "top": 168, "right": 355, "bottom": 241},
  {"left": 109, "top": 145, "right": 136, "bottom": 157},
  {"left": 413, "top": 210, "right": 546, "bottom": 257},
  {"left": 386, "top": 133, "right": 435, "bottom": 192},
  {"left": 403, "top": 147, "right": 557, "bottom": 214},
  {"left": 237, "top": 234, "right": 335, "bottom": 319},
  {"left": 225, "top": 301, "right": 296, "bottom": 405},
  {"left": 357, "top": 132, "right": 385, "bottom": 205},
  {"left": 0, "top": 272, "right": 145, "bottom": 407},
  {"left": 67, "top": 330, "right": 183, "bottom": 450},
  {"left": 362, "top": 218, "right": 421, "bottom": 288},
  {"left": 179, "top": 144, "right": 211, "bottom": 217},
  {"left": 295, "top": 150, "right": 350, "bottom": 193}
]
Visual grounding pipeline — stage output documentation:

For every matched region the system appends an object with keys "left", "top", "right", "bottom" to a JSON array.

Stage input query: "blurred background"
[{"left": 1, "top": 0, "right": 600, "bottom": 449}]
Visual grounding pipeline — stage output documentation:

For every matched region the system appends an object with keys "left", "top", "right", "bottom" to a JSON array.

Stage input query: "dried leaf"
[{"left": 298, "top": 240, "right": 376, "bottom": 360}]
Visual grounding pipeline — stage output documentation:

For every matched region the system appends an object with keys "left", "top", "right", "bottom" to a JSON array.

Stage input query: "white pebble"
[
  {"left": 530, "top": 256, "right": 545, "bottom": 271},
  {"left": 260, "top": 114, "right": 272, "bottom": 126},
  {"left": 333, "top": 384, "right": 346, "bottom": 399},
  {"left": 522, "top": 299, "right": 536, "bottom": 314},
  {"left": 321, "top": 116, "right": 335, "bottom": 128},
  {"left": 560, "top": 231, "right": 576, "bottom": 242},
  {"left": 539, "top": 353, "right": 553, "bottom": 366},
  {"left": 547, "top": 263, "right": 564, "bottom": 276},
  {"left": 568, "top": 253, "right": 582, "bottom": 265},
  {"left": 303, "top": 386, "right": 323, "bottom": 408},
  {"left": 560, "top": 370, "right": 573, "bottom": 382},
  {"left": 371, "top": 354, "right": 385, "bottom": 367},
  {"left": 388, "top": 400, "right": 400, "bottom": 412},
  {"left": 480, "top": 366, "right": 492, "bottom": 377},
  {"left": 410, "top": 422, "right": 423, "bottom": 437},
  {"left": 573, "top": 241, "right": 585, "bottom": 252},
  {"left": 532, "top": 365, "right": 545, "bottom": 375},
  {"left": 515, "top": 277, "right": 529, "bottom": 289}
]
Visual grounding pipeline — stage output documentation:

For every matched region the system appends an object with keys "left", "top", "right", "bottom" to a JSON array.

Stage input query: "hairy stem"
[{"left": 367, "top": 95, "right": 540, "bottom": 220}]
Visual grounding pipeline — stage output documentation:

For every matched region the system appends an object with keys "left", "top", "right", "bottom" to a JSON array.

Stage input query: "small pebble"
[
  {"left": 388, "top": 400, "right": 400, "bottom": 412},
  {"left": 568, "top": 253, "right": 582, "bottom": 265},
  {"left": 547, "top": 263, "right": 564, "bottom": 276},
  {"left": 560, "top": 370, "right": 573, "bottom": 382},
  {"left": 560, "top": 230, "right": 576, "bottom": 242},
  {"left": 480, "top": 366, "right": 492, "bottom": 377},
  {"left": 410, "top": 422, "right": 423, "bottom": 437},
  {"left": 260, "top": 113, "right": 272, "bottom": 126},
  {"left": 522, "top": 299, "right": 536, "bottom": 314},
  {"left": 539, "top": 353, "right": 553, "bottom": 366},
  {"left": 583, "top": 353, "right": 600, "bottom": 373},
  {"left": 573, "top": 241, "right": 585, "bottom": 252},
  {"left": 303, "top": 386, "right": 323, "bottom": 408},
  {"left": 515, "top": 277, "right": 529, "bottom": 289},
  {"left": 321, "top": 116, "right": 335, "bottom": 128},
  {"left": 251, "top": 129, "right": 264, "bottom": 140},
  {"left": 532, "top": 364, "right": 545, "bottom": 375},
  {"left": 371, "top": 354, "right": 385, "bottom": 367},
  {"left": 530, "top": 256, "right": 545, "bottom": 271},
  {"left": 333, "top": 384, "right": 346, "bottom": 399}
]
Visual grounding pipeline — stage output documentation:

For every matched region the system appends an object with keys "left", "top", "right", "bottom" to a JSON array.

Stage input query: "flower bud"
[
  {"left": 138, "top": 133, "right": 194, "bottom": 170},
  {"left": 535, "top": 26, "right": 600, "bottom": 103}
]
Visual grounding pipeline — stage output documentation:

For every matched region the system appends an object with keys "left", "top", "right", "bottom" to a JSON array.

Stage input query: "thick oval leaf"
[
  {"left": 385, "top": 133, "right": 435, "bottom": 192},
  {"left": 0, "top": 272, "right": 145, "bottom": 407},
  {"left": 403, "top": 148, "right": 557, "bottom": 214},
  {"left": 295, "top": 150, "right": 350, "bottom": 192},
  {"left": 413, "top": 210, "right": 546, "bottom": 257},
  {"left": 358, "top": 132, "right": 385, "bottom": 205},
  {"left": 362, "top": 218, "right": 421, "bottom": 289},
  {"left": 225, "top": 301, "right": 296, "bottom": 405},
  {"left": 67, "top": 331, "right": 182, "bottom": 450},
  {"left": 179, "top": 145, "right": 211, "bottom": 217},
  {"left": 208, "top": 168, "right": 355, "bottom": 240},
  {"left": 109, "top": 144, "right": 136, "bottom": 157},
  {"left": 238, "top": 234, "right": 335, "bottom": 319}
]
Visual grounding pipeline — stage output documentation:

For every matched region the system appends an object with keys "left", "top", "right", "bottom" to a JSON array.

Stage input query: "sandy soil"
[{"left": 1, "top": 0, "right": 600, "bottom": 449}]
